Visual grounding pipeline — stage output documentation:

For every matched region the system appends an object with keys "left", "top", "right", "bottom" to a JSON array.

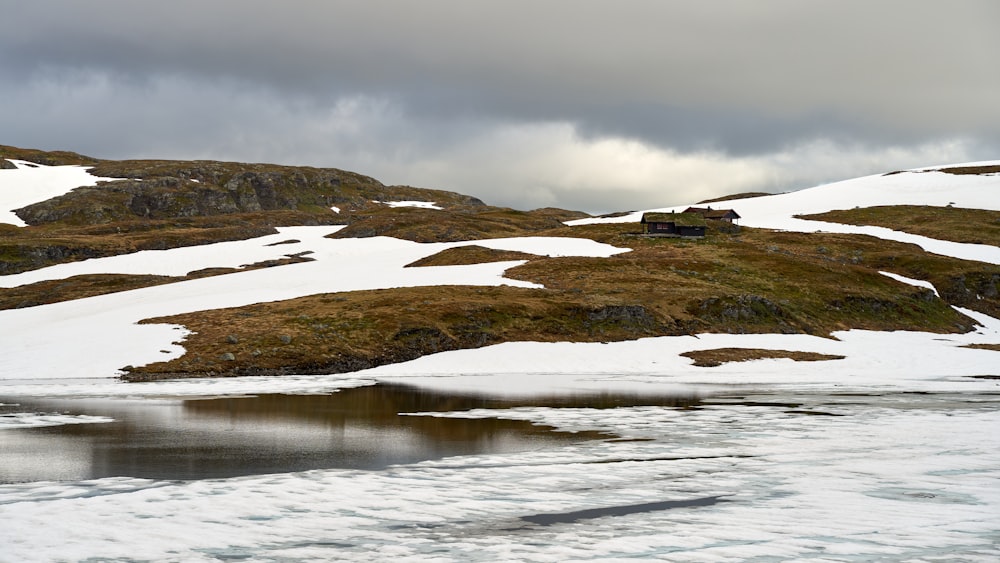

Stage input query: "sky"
[{"left": 1, "top": 1, "right": 998, "bottom": 214}]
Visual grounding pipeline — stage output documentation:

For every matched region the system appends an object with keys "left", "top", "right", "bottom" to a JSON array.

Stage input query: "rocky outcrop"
[
  {"left": 0, "top": 243, "right": 111, "bottom": 275},
  {"left": 571, "top": 304, "right": 662, "bottom": 335},
  {"left": 939, "top": 271, "right": 1000, "bottom": 317},
  {"left": 15, "top": 171, "right": 351, "bottom": 225},
  {"left": 691, "top": 294, "right": 798, "bottom": 334},
  {"left": 10, "top": 154, "right": 483, "bottom": 226}
]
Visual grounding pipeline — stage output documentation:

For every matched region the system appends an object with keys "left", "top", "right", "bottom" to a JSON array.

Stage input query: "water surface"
[{"left": 0, "top": 383, "right": 700, "bottom": 482}]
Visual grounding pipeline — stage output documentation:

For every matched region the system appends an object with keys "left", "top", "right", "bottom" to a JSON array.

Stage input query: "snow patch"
[
  {"left": 0, "top": 161, "right": 123, "bottom": 227},
  {"left": 881, "top": 271, "right": 940, "bottom": 296},
  {"left": 0, "top": 231, "right": 627, "bottom": 380},
  {"left": 375, "top": 200, "right": 444, "bottom": 210}
]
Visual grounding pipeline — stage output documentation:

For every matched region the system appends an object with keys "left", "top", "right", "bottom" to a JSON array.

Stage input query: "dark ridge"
[
  {"left": 938, "top": 165, "right": 1000, "bottom": 176},
  {"left": 0, "top": 144, "right": 99, "bottom": 166},
  {"left": 697, "top": 192, "right": 772, "bottom": 204}
]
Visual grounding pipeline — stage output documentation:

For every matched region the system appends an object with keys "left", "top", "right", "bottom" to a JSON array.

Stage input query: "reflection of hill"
[
  {"left": 4, "top": 385, "right": 703, "bottom": 481},
  {"left": 182, "top": 383, "right": 700, "bottom": 441}
]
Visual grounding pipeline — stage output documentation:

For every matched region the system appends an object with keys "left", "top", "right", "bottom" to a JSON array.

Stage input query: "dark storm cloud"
[{"left": 1, "top": 0, "right": 997, "bottom": 211}]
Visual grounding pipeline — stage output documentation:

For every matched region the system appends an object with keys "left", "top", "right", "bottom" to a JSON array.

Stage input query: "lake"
[{"left": 0, "top": 383, "right": 700, "bottom": 482}]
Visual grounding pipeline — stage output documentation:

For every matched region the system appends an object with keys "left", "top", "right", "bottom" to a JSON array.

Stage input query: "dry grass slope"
[
  {"left": 800, "top": 205, "right": 1000, "bottom": 246},
  {"left": 126, "top": 221, "right": 995, "bottom": 380},
  {"left": 0, "top": 254, "right": 315, "bottom": 310},
  {"left": 405, "top": 246, "right": 538, "bottom": 267},
  {"left": 4, "top": 146, "right": 997, "bottom": 380}
]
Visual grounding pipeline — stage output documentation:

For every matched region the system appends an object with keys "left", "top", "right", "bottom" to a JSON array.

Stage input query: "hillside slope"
[
  {"left": 1, "top": 146, "right": 998, "bottom": 380},
  {"left": 0, "top": 145, "right": 583, "bottom": 275}
]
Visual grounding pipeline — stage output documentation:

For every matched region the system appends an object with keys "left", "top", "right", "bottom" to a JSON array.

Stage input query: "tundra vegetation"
[{"left": 1, "top": 145, "right": 998, "bottom": 379}]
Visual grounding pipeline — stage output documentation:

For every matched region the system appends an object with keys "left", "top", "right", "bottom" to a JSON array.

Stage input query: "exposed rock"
[
  {"left": 696, "top": 294, "right": 787, "bottom": 322},
  {"left": 939, "top": 272, "right": 1000, "bottom": 317},
  {"left": 692, "top": 295, "right": 796, "bottom": 333},
  {"left": 572, "top": 304, "right": 661, "bottom": 334},
  {"left": 11, "top": 158, "right": 480, "bottom": 227},
  {"left": 392, "top": 327, "right": 457, "bottom": 354},
  {"left": 0, "top": 244, "right": 110, "bottom": 275}
]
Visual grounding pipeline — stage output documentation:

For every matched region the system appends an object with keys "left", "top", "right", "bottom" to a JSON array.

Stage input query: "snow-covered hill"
[{"left": 1, "top": 160, "right": 998, "bottom": 384}]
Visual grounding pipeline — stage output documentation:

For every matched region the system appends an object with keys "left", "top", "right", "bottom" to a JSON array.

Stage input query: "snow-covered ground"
[
  {"left": 1, "top": 162, "right": 999, "bottom": 561},
  {"left": 0, "top": 160, "right": 121, "bottom": 226},
  {"left": 0, "top": 227, "right": 627, "bottom": 380},
  {"left": 570, "top": 163, "right": 1000, "bottom": 265}
]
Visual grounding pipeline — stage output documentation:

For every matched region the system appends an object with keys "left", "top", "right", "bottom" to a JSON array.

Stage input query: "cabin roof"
[
  {"left": 683, "top": 206, "right": 741, "bottom": 220},
  {"left": 641, "top": 212, "right": 706, "bottom": 227}
]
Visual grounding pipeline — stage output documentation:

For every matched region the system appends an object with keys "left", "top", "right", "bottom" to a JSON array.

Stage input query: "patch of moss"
[
  {"left": 680, "top": 348, "right": 846, "bottom": 367},
  {"left": 405, "top": 246, "right": 537, "bottom": 267}
]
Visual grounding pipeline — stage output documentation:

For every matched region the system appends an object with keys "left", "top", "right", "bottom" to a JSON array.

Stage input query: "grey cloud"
[
  {"left": 7, "top": 2, "right": 998, "bottom": 120},
  {"left": 1, "top": 0, "right": 997, "bottom": 212}
]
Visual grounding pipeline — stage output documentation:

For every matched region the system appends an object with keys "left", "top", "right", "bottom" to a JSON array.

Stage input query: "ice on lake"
[{"left": 1, "top": 369, "right": 998, "bottom": 562}]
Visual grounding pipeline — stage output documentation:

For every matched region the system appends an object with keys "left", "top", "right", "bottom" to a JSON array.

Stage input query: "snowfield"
[
  {"left": 0, "top": 226, "right": 627, "bottom": 380},
  {"left": 1, "top": 161, "right": 999, "bottom": 562}
]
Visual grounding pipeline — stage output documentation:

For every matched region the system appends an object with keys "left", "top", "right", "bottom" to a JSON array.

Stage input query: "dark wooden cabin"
[
  {"left": 640, "top": 212, "right": 706, "bottom": 238},
  {"left": 683, "top": 206, "right": 741, "bottom": 223}
]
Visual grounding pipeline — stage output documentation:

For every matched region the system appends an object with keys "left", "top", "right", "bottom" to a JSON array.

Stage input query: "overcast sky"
[{"left": 2, "top": 1, "right": 998, "bottom": 213}]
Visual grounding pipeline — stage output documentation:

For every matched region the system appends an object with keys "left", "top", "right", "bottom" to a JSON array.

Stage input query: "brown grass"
[
  {"left": 962, "top": 343, "right": 1000, "bottom": 352},
  {"left": 127, "top": 285, "right": 689, "bottom": 379},
  {"left": 0, "top": 254, "right": 314, "bottom": 310},
  {"left": 680, "top": 348, "right": 846, "bottom": 367},
  {"left": 330, "top": 206, "right": 576, "bottom": 242},
  {"left": 0, "top": 210, "right": 340, "bottom": 275},
  {"left": 799, "top": 205, "right": 1000, "bottom": 246},
  {"left": 405, "top": 246, "right": 537, "bottom": 267},
  {"left": 697, "top": 192, "right": 773, "bottom": 204},
  {"left": 0, "top": 145, "right": 99, "bottom": 166},
  {"left": 0, "top": 274, "right": 178, "bottom": 309},
  {"left": 938, "top": 165, "right": 1000, "bottom": 175},
  {"left": 126, "top": 222, "right": 992, "bottom": 379}
]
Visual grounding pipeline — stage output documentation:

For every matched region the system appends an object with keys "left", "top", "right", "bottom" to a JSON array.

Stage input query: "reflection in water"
[{"left": 0, "top": 384, "right": 701, "bottom": 483}]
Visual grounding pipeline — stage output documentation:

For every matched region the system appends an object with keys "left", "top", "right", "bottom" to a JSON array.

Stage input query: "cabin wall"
[
  {"left": 646, "top": 222, "right": 677, "bottom": 234},
  {"left": 678, "top": 226, "right": 706, "bottom": 237},
  {"left": 644, "top": 222, "right": 704, "bottom": 237}
]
